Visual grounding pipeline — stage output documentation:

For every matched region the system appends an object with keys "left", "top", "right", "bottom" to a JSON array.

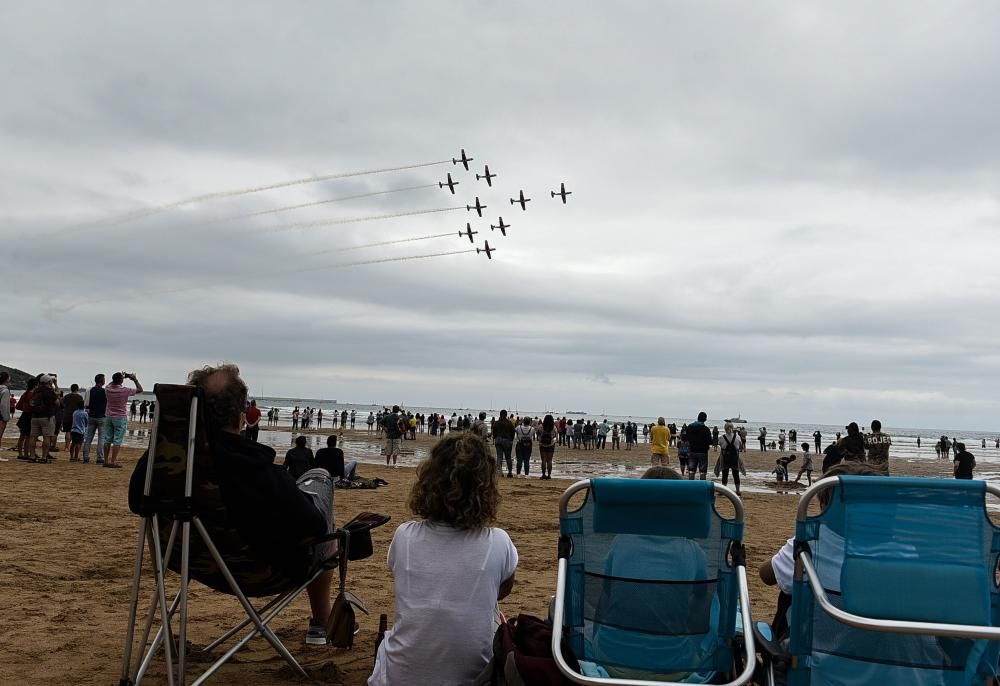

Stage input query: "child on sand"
[
  {"left": 794, "top": 443, "right": 814, "bottom": 486},
  {"left": 69, "top": 406, "right": 88, "bottom": 462},
  {"left": 772, "top": 455, "right": 796, "bottom": 486}
]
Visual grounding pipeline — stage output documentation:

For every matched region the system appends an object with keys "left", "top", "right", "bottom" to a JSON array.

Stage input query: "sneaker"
[
  {"left": 305, "top": 620, "right": 327, "bottom": 646},
  {"left": 96, "top": 459, "right": 105, "bottom": 465}
]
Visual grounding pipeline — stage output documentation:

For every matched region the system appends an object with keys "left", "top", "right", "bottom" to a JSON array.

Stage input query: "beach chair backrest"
[
  {"left": 143, "top": 384, "right": 292, "bottom": 597},
  {"left": 558, "top": 478, "right": 745, "bottom": 677},
  {"left": 789, "top": 476, "right": 1000, "bottom": 685}
]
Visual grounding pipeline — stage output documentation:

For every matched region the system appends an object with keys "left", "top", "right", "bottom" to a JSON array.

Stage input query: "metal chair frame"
[
  {"left": 551, "top": 478, "right": 756, "bottom": 686},
  {"left": 118, "top": 389, "right": 325, "bottom": 686}
]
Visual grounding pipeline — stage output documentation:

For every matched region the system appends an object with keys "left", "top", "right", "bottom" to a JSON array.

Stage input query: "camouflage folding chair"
[{"left": 118, "top": 384, "right": 346, "bottom": 686}]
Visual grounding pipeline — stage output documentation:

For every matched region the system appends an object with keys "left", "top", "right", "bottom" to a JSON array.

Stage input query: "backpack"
[
  {"left": 722, "top": 434, "right": 740, "bottom": 466},
  {"left": 474, "top": 614, "right": 580, "bottom": 686},
  {"left": 518, "top": 428, "right": 533, "bottom": 449},
  {"left": 30, "top": 389, "right": 48, "bottom": 414}
]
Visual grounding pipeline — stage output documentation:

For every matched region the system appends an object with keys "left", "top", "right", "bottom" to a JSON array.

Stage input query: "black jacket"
[
  {"left": 129, "top": 432, "right": 328, "bottom": 578},
  {"left": 686, "top": 421, "right": 713, "bottom": 453}
]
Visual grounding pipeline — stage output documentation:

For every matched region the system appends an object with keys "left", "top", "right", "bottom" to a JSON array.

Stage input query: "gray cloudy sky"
[{"left": 3, "top": 2, "right": 1000, "bottom": 430}]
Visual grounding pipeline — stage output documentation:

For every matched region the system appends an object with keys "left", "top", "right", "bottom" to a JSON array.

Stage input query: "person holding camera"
[{"left": 103, "top": 371, "right": 143, "bottom": 468}]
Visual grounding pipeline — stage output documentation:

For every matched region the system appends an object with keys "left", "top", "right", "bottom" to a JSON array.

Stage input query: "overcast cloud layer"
[{"left": 3, "top": 2, "right": 1000, "bottom": 429}]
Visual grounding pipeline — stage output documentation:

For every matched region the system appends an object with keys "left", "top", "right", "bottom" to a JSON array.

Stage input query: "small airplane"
[
  {"left": 490, "top": 217, "right": 510, "bottom": 236},
  {"left": 459, "top": 223, "right": 479, "bottom": 243},
  {"left": 467, "top": 196, "right": 487, "bottom": 217},
  {"left": 476, "top": 165, "right": 496, "bottom": 186},
  {"left": 452, "top": 148, "right": 473, "bottom": 171},
  {"left": 477, "top": 240, "right": 495, "bottom": 259},
  {"left": 510, "top": 190, "right": 531, "bottom": 210},
  {"left": 551, "top": 182, "right": 572, "bottom": 204},
  {"left": 439, "top": 172, "right": 459, "bottom": 194}
]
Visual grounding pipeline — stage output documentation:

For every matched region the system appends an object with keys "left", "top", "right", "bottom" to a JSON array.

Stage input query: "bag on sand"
[{"left": 474, "top": 614, "right": 580, "bottom": 686}]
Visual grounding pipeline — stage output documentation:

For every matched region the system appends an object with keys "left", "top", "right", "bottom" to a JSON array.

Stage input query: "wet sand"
[{"left": 0, "top": 430, "right": 971, "bottom": 685}]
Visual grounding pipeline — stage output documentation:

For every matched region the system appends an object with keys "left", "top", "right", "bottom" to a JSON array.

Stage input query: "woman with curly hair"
[{"left": 369, "top": 432, "right": 518, "bottom": 686}]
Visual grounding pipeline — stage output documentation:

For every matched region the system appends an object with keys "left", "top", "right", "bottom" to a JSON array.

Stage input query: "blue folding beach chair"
[
  {"left": 758, "top": 476, "right": 1000, "bottom": 686},
  {"left": 551, "top": 478, "right": 756, "bottom": 685}
]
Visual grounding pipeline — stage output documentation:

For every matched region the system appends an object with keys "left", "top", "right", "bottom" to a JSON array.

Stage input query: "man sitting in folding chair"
[{"left": 121, "top": 364, "right": 369, "bottom": 686}]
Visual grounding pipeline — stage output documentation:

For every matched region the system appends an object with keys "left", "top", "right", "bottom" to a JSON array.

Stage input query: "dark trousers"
[
  {"left": 495, "top": 438, "right": 513, "bottom": 474},
  {"left": 515, "top": 441, "right": 531, "bottom": 474}
]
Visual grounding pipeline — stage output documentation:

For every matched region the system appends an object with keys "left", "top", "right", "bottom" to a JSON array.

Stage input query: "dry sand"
[{"left": 0, "top": 431, "right": 965, "bottom": 685}]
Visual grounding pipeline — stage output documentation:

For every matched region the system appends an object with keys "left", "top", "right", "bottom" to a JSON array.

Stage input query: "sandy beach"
[{"left": 0, "top": 429, "right": 971, "bottom": 685}]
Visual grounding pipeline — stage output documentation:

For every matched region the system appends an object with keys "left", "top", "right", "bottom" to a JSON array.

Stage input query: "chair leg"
[
  {"left": 135, "top": 593, "right": 182, "bottom": 685},
  {"left": 134, "top": 521, "right": 179, "bottom": 685},
  {"left": 191, "top": 576, "right": 319, "bottom": 686},
  {"left": 200, "top": 568, "right": 318, "bottom": 654},
  {"left": 150, "top": 516, "right": 177, "bottom": 686},
  {"left": 192, "top": 517, "right": 309, "bottom": 680},
  {"left": 119, "top": 518, "right": 150, "bottom": 685},
  {"left": 178, "top": 520, "right": 191, "bottom": 685}
]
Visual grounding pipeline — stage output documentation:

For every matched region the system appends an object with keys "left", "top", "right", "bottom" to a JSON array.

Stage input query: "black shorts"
[{"left": 70, "top": 431, "right": 84, "bottom": 445}]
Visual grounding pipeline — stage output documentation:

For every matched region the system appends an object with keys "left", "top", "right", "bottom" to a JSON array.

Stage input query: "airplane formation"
[{"left": 445, "top": 148, "right": 571, "bottom": 260}]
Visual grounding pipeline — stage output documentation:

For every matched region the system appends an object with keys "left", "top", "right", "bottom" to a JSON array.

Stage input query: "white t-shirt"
[
  {"left": 770, "top": 526, "right": 844, "bottom": 595},
  {"left": 369, "top": 520, "right": 518, "bottom": 686}
]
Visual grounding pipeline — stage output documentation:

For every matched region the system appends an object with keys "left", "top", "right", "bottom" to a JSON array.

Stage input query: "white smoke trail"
[
  {"left": 223, "top": 183, "right": 440, "bottom": 222},
  {"left": 258, "top": 206, "right": 465, "bottom": 234},
  {"left": 311, "top": 231, "right": 455, "bottom": 256},
  {"left": 301, "top": 249, "right": 477, "bottom": 272},
  {"left": 66, "top": 159, "right": 452, "bottom": 232}
]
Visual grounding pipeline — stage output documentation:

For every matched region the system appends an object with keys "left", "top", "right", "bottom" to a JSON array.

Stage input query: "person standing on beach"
[
  {"left": 383, "top": 405, "right": 404, "bottom": 467},
  {"left": 82, "top": 374, "right": 107, "bottom": 464},
  {"left": 292, "top": 407, "right": 300, "bottom": 430},
  {"left": 717, "top": 422, "right": 743, "bottom": 495},
  {"left": 649, "top": 417, "right": 671, "bottom": 466},
  {"left": 28, "top": 374, "right": 59, "bottom": 462},
  {"left": 0, "top": 372, "right": 11, "bottom": 460},
  {"left": 954, "top": 443, "right": 975, "bottom": 480},
  {"left": 538, "top": 415, "right": 557, "bottom": 479},
  {"left": 864, "top": 419, "right": 891, "bottom": 473},
  {"left": 611, "top": 423, "right": 620, "bottom": 449},
  {"left": 130, "top": 400, "right": 138, "bottom": 422},
  {"left": 471, "top": 412, "right": 489, "bottom": 440},
  {"left": 367, "top": 411, "right": 375, "bottom": 434},
  {"left": 838, "top": 422, "right": 866, "bottom": 462},
  {"left": 103, "top": 372, "right": 142, "bottom": 468},
  {"left": 60, "top": 383, "right": 84, "bottom": 452},
  {"left": 514, "top": 416, "right": 535, "bottom": 477},
  {"left": 813, "top": 430, "right": 821, "bottom": 453},
  {"left": 758, "top": 427, "right": 767, "bottom": 451},
  {"left": 244, "top": 399, "right": 262, "bottom": 442},
  {"left": 493, "top": 410, "right": 515, "bottom": 477},
  {"left": 350, "top": 410, "right": 356, "bottom": 429},
  {"left": 686, "top": 412, "right": 712, "bottom": 480},
  {"left": 794, "top": 443, "right": 814, "bottom": 486}
]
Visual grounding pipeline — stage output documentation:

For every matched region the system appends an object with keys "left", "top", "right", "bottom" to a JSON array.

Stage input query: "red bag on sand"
[{"left": 475, "top": 614, "right": 580, "bottom": 686}]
